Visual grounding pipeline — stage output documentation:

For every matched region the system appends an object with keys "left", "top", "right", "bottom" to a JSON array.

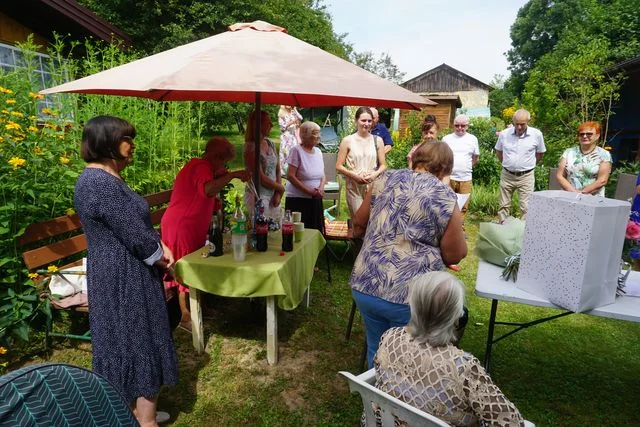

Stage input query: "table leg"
[
  {"left": 483, "top": 299, "right": 498, "bottom": 374},
  {"left": 190, "top": 288, "right": 205, "bottom": 354},
  {"left": 266, "top": 296, "right": 278, "bottom": 364}
]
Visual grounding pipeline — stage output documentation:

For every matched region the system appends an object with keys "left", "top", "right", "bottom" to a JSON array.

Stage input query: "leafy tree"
[
  {"left": 77, "top": 0, "right": 350, "bottom": 58},
  {"left": 351, "top": 51, "right": 406, "bottom": 84},
  {"left": 488, "top": 74, "right": 517, "bottom": 118},
  {"left": 506, "top": 0, "right": 640, "bottom": 95},
  {"left": 522, "top": 37, "right": 624, "bottom": 136}
]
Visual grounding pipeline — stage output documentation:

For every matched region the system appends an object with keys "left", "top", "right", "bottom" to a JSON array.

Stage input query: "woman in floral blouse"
[
  {"left": 350, "top": 141, "right": 467, "bottom": 367},
  {"left": 556, "top": 121, "right": 611, "bottom": 196}
]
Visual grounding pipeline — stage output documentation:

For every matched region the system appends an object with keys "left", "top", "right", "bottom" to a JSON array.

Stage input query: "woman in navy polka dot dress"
[{"left": 74, "top": 116, "right": 178, "bottom": 427}]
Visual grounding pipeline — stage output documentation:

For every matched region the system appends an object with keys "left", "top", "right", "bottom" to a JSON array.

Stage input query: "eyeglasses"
[
  {"left": 454, "top": 124, "right": 468, "bottom": 128},
  {"left": 578, "top": 132, "right": 594, "bottom": 137}
]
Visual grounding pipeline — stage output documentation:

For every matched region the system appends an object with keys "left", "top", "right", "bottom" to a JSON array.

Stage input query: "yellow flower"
[
  {"left": 41, "top": 108, "right": 58, "bottom": 116},
  {"left": 34, "top": 146, "right": 44, "bottom": 155},
  {"left": 57, "top": 135, "right": 65, "bottom": 140},
  {"left": 0, "top": 87, "right": 13, "bottom": 94},
  {"left": 59, "top": 156, "right": 70, "bottom": 165},
  {"left": 5, "top": 99, "right": 16, "bottom": 104},
  {"left": 1, "top": 110, "right": 8, "bottom": 114},
  {"left": 28, "top": 273, "right": 39, "bottom": 280},
  {"left": 28, "top": 115, "right": 36, "bottom": 121},
  {"left": 47, "top": 265, "right": 59, "bottom": 273},
  {"left": 44, "top": 122, "right": 57, "bottom": 129},
  {"left": 8, "top": 157, "right": 26, "bottom": 169},
  {"left": 65, "top": 208, "right": 76, "bottom": 216},
  {"left": 0, "top": 347, "right": 7, "bottom": 355},
  {"left": 5, "top": 121, "right": 21, "bottom": 130},
  {"left": 28, "top": 126, "right": 38, "bottom": 133},
  {"left": 10, "top": 111, "right": 24, "bottom": 117},
  {"left": 29, "top": 92, "right": 44, "bottom": 100},
  {"left": 0, "top": 136, "right": 4, "bottom": 143}
]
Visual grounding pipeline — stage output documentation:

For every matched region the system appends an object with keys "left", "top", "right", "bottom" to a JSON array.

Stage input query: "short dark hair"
[
  {"left": 411, "top": 141, "right": 453, "bottom": 176},
  {"left": 80, "top": 116, "right": 136, "bottom": 162}
]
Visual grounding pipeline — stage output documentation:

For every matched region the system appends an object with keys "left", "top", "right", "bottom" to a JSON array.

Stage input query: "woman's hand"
[
  {"left": 234, "top": 170, "right": 251, "bottom": 182},
  {"left": 161, "top": 241, "right": 175, "bottom": 269},
  {"left": 311, "top": 187, "right": 324, "bottom": 198},
  {"left": 271, "top": 192, "right": 282, "bottom": 207}
]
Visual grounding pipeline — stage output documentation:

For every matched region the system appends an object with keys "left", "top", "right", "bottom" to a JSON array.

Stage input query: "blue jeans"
[{"left": 352, "top": 289, "right": 411, "bottom": 368}]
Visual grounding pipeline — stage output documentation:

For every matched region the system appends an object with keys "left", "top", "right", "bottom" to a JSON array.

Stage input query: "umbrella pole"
[{"left": 254, "top": 92, "right": 262, "bottom": 200}]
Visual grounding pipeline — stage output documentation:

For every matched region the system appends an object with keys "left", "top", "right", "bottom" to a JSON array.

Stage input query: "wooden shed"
[
  {"left": 0, "top": 0, "right": 130, "bottom": 49},
  {"left": 397, "top": 63, "right": 492, "bottom": 134},
  {"left": 397, "top": 95, "right": 461, "bottom": 135}
]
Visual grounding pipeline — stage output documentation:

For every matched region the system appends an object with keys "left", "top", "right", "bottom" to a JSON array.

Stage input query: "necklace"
[
  {"left": 86, "top": 163, "right": 122, "bottom": 179},
  {"left": 580, "top": 145, "right": 596, "bottom": 155}
]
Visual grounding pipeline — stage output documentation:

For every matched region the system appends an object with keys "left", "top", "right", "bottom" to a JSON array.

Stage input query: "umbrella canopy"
[{"left": 40, "top": 21, "right": 432, "bottom": 109}]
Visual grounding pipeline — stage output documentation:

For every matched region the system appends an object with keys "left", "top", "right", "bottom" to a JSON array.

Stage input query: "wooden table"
[
  {"left": 475, "top": 260, "right": 640, "bottom": 373},
  {"left": 174, "top": 229, "right": 325, "bottom": 364}
]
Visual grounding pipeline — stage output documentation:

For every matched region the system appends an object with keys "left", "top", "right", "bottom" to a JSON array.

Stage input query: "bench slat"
[
  {"left": 145, "top": 190, "right": 172, "bottom": 207},
  {"left": 22, "top": 233, "right": 88, "bottom": 271},
  {"left": 17, "top": 214, "right": 83, "bottom": 246}
]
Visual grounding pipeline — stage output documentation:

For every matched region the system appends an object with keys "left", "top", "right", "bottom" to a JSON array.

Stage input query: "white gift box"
[{"left": 517, "top": 191, "right": 630, "bottom": 312}]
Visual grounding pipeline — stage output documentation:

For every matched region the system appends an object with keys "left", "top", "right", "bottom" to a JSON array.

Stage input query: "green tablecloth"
[{"left": 174, "top": 229, "right": 325, "bottom": 310}]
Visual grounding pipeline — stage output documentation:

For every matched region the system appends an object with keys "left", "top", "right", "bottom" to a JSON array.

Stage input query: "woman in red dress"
[{"left": 161, "top": 137, "right": 250, "bottom": 330}]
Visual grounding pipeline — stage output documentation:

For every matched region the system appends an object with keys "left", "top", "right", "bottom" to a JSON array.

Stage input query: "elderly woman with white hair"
[
  {"left": 285, "top": 121, "right": 326, "bottom": 232},
  {"left": 374, "top": 271, "right": 526, "bottom": 426}
]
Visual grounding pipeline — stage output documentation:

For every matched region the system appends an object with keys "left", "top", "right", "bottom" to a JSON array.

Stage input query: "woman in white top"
[
  {"left": 285, "top": 121, "right": 326, "bottom": 231},
  {"left": 336, "top": 107, "right": 386, "bottom": 217}
]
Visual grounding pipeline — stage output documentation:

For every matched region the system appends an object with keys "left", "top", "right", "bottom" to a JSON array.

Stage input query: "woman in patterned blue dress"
[
  {"left": 351, "top": 141, "right": 467, "bottom": 367},
  {"left": 74, "top": 116, "right": 178, "bottom": 427}
]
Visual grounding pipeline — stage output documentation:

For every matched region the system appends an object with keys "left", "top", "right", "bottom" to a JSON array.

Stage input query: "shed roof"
[
  {"left": 403, "top": 63, "right": 493, "bottom": 92},
  {"left": 0, "top": 0, "right": 130, "bottom": 45},
  {"left": 607, "top": 55, "right": 640, "bottom": 75}
]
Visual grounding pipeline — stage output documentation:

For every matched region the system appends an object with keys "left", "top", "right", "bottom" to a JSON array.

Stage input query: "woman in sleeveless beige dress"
[{"left": 336, "top": 107, "right": 386, "bottom": 217}]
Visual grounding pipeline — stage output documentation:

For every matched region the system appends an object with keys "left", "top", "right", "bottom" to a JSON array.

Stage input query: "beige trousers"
[
  {"left": 449, "top": 179, "right": 473, "bottom": 213},
  {"left": 498, "top": 169, "right": 535, "bottom": 222}
]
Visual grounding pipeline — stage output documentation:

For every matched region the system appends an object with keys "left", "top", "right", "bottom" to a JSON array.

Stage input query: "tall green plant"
[{"left": 0, "top": 36, "right": 208, "bottom": 350}]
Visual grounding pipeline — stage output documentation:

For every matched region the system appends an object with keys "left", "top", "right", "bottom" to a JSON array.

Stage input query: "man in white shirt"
[
  {"left": 442, "top": 114, "right": 480, "bottom": 214},
  {"left": 495, "top": 109, "right": 546, "bottom": 221}
]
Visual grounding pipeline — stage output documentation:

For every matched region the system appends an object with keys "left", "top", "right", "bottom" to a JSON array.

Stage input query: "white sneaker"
[{"left": 156, "top": 411, "right": 170, "bottom": 424}]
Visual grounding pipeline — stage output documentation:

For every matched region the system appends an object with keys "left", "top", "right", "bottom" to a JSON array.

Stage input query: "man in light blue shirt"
[{"left": 495, "top": 109, "right": 546, "bottom": 221}]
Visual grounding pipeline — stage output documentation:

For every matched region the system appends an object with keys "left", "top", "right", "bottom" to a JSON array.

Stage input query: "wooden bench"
[{"left": 17, "top": 189, "right": 172, "bottom": 348}]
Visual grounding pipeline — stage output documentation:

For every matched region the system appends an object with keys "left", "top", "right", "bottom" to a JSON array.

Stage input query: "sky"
[{"left": 323, "top": 0, "right": 529, "bottom": 85}]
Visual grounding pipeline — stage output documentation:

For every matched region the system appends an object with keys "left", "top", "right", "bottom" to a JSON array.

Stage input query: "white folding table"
[{"left": 475, "top": 260, "right": 640, "bottom": 373}]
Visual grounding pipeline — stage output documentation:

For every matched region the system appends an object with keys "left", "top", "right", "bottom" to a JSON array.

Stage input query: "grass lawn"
[{"left": 19, "top": 212, "right": 640, "bottom": 426}]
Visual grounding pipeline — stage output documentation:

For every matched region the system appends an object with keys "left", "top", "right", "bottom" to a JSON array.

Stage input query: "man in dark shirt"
[{"left": 370, "top": 107, "right": 393, "bottom": 154}]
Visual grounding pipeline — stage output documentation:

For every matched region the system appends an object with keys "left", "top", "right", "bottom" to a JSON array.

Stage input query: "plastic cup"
[
  {"left": 232, "top": 234, "right": 247, "bottom": 261},
  {"left": 292, "top": 211, "right": 302, "bottom": 223},
  {"left": 294, "top": 222, "right": 304, "bottom": 242}
]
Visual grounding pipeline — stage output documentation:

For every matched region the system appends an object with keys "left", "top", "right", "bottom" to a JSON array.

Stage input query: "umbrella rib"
[
  {"left": 292, "top": 94, "right": 301, "bottom": 108},
  {"left": 156, "top": 90, "right": 172, "bottom": 101}
]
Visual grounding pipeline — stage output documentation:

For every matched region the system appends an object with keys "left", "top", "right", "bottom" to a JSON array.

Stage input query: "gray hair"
[
  {"left": 453, "top": 114, "right": 469, "bottom": 125},
  {"left": 512, "top": 108, "right": 531, "bottom": 122},
  {"left": 406, "top": 271, "right": 465, "bottom": 347},
  {"left": 299, "top": 121, "right": 321, "bottom": 143}
]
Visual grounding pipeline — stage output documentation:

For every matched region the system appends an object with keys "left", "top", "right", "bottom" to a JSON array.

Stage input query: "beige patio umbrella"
[{"left": 41, "top": 21, "right": 433, "bottom": 192}]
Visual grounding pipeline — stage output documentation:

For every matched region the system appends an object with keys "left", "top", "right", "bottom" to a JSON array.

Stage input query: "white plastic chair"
[
  {"left": 340, "top": 369, "right": 535, "bottom": 427},
  {"left": 339, "top": 369, "right": 450, "bottom": 426}
]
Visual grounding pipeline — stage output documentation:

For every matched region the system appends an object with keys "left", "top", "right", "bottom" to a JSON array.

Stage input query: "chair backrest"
[
  {"left": 323, "top": 152, "right": 338, "bottom": 182},
  {"left": 339, "top": 369, "right": 450, "bottom": 427},
  {"left": 614, "top": 173, "right": 637, "bottom": 202},
  {"left": 548, "top": 167, "right": 562, "bottom": 190},
  {"left": 0, "top": 363, "right": 138, "bottom": 426}
]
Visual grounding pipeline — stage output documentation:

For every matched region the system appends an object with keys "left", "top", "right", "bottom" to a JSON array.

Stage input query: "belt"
[{"left": 503, "top": 167, "right": 534, "bottom": 177}]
